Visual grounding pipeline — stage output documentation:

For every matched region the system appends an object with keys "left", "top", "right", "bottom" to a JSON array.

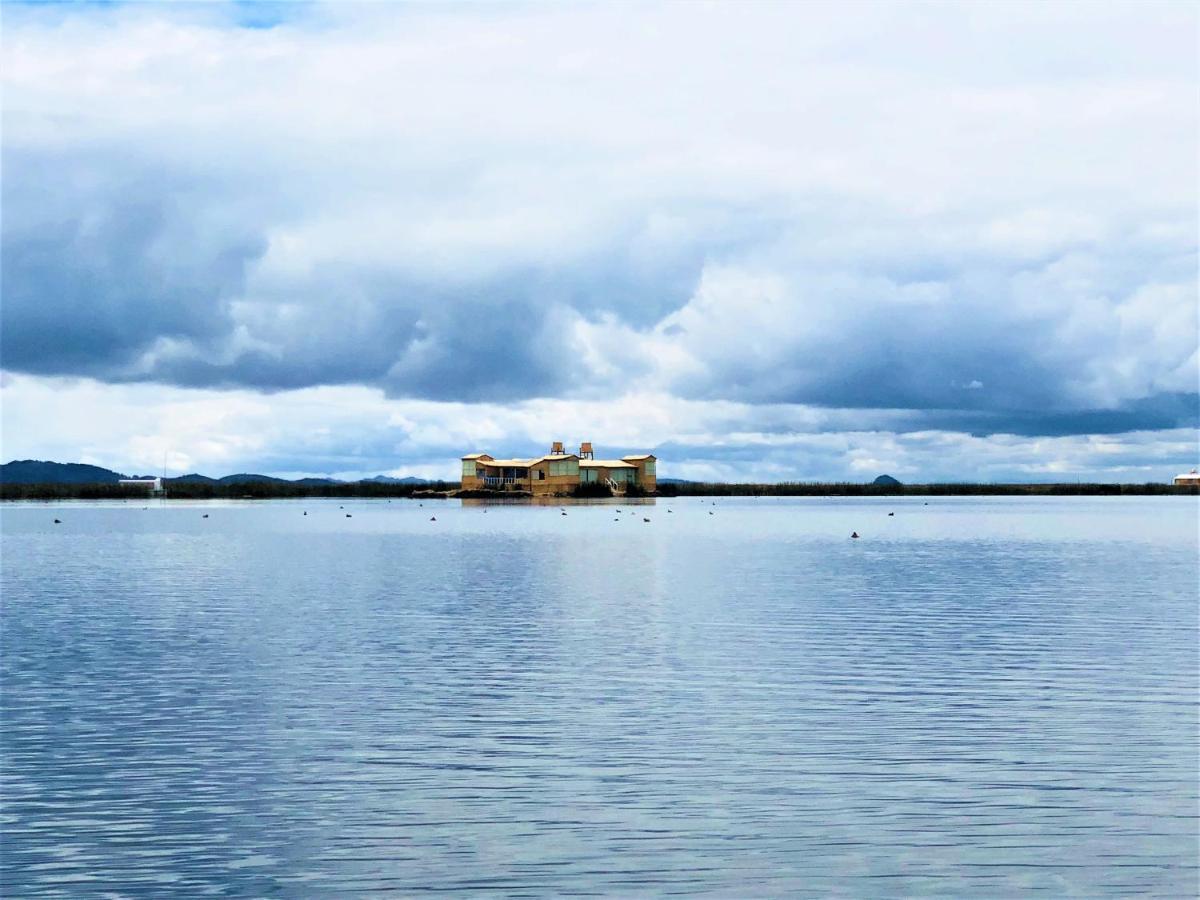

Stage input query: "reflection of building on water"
[
  {"left": 1174, "top": 469, "right": 1200, "bottom": 486},
  {"left": 118, "top": 477, "right": 164, "bottom": 494},
  {"left": 460, "top": 495, "right": 657, "bottom": 508},
  {"left": 461, "top": 441, "right": 656, "bottom": 495}
]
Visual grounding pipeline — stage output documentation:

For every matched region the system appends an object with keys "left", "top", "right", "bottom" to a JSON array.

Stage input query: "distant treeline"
[
  {"left": 2, "top": 480, "right": 1195, "bottom": 501},
  {"left": 656, "top": 481, "right": 1197, "bottom": 497},
  {"left": 0, "top": 480, "right": 458, "bottom": 501}
]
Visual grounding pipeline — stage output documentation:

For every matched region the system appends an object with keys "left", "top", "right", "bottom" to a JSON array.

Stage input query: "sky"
[{"left": 1, "top": 0, "right": 1197, "bottom": 482}]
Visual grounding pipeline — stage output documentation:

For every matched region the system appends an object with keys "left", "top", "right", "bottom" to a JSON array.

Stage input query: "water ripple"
[{"left": 2, "top": 497, "right": 1197, "bottom": 895}]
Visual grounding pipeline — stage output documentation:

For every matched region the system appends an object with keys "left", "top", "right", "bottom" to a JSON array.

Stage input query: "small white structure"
[
  {"left": 1173, "top": 469, "right": 1200, "bottom": 486},
  {"left": 119, "top": 477, "right": 164, "bottom": 494}
]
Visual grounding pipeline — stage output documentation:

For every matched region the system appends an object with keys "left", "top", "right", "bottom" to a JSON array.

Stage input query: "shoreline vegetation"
[{"left": 1, "top": 480, "right": 1194, "bottom": 501}]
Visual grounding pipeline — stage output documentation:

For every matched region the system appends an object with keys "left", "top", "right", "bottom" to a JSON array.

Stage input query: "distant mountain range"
[
  {"left": 0, "top": 460, "right": 437, "bottom": 486},
  {"left": 0, "top": 460, "right": 131, "bottom": 484}
]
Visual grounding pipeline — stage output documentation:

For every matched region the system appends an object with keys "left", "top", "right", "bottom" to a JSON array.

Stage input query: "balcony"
[{"left": 482, "top": 476, "right": 528, "bottom": 489}]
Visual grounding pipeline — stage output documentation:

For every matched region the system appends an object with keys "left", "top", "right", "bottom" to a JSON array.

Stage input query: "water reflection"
[{"left": 2, "top": 497, "right": 1197, "bottom": 895}]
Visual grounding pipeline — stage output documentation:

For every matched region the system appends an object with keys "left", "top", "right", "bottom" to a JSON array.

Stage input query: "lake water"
[{"left": 2, "top": 496, "right": 1197, "bottom": 896}]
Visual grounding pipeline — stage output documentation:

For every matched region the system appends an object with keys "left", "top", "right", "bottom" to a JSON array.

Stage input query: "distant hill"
[
  {"left": 872, "top": 474, "right": 902, "bottom": 486},
  {"left": 216, "top": 473, "right": 290, "bottom": 485},
  {"left": 657, "top": 477, "right": 697, "bottom": 485},
  {"left": 0, "top": 460, "right": 127, "bottom": 484},
  {"left": 4, "top": 460, "right": 455, "bottom": 489}
]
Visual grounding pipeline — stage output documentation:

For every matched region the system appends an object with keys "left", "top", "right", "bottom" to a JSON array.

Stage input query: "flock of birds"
[{"left": 50, "top": 498, "right": 906, "bottom": 538}]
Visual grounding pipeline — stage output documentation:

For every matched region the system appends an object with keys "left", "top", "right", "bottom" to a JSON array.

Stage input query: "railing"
[{"left": 482, "top": 476, "right": 527, "bottom": 488}]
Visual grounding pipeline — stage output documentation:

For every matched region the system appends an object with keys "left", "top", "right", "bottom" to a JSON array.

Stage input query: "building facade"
[
  {"left": 461, "top": 442, "right": 657, "bottom": 495},
  {"left": 1174, "top": 469, "right": 1200, "bottom": 486}
]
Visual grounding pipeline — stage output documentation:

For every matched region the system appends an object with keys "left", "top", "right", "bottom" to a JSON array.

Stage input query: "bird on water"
[
  {"left": 53, "top": 518, "right": 62, "bottom": 524},
  {"left": 851, "top": 531, "right": 860, "bottom": 539}
]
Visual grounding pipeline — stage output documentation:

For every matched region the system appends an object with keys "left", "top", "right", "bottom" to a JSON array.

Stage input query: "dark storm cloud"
[
  {"left": 924, "top": 392, "right": 1200, "bottom": 438},
  {"left": 1, "top": 151, "right": 264, "bottom": 378},
  {"left": 2, "top": 0, "right": 1195, "bottom": 447},
  {"left": 3, "top": 141, "right": 1195, "bottom": 436},
  {"left": 0, "top": 149, "right": 742, "bottom": 401}
]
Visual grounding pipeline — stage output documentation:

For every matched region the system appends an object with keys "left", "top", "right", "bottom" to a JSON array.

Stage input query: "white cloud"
[
  {"left": 1, "top": 1, "right": 1195, "bottom": 474},
  {"left": 1, "top": 372, "right": 1195, "bottom": 483}
]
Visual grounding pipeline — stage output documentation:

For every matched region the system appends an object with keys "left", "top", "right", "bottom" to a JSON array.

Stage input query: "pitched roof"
[
  {"left": 581, "top": 459, "right": 636, "bottom": 469},
  {"left": 622, "top": 454, "right": 656, "bottom": 460},
  {"left": 461, "top": 453, "right": 493, "bottom": 460}
]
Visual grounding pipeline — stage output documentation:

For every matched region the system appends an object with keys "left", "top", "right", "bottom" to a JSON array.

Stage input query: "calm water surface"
[{"left": 2, "top": 496, "right": 1197, "bottom": 896}]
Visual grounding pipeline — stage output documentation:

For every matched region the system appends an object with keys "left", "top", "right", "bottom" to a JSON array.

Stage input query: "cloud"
[
  {"left": 0, "top": 0, "right": 1196, "bottom": 470},
  {"left": 1, "top": 372, "right": 1195, "bottom": 484}
]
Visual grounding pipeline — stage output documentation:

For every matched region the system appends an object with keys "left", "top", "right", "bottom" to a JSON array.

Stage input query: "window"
[
  {"left": 462, "top": 460, "right": 476, "bottom": 477},
  {"left": 581, "top": 469, "right": 597, "bottom": 483},
  {"left": 645, "top": 460, "right": 655, "bottom": 477},
  {"left": 549, "top": 459, "right": 579, "bottom": 477}
]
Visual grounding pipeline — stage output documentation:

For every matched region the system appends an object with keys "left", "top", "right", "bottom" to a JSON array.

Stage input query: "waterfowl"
[
  {"left": 53, "top": 518, "right": 61, "bottom": 524},
  {"left": 888, "top": 512, "right": 894, "bottom": 517},
  {"left": 202, "top": 514, "right": 209, "bottom": 519},
  {"left": 643, "top": 517, "right": 651, "bottom": 523},
  {"left": 345, "top": 514, "right": 352, "bottom": 518},
  {"left": 851, "top": 531, "right": 860, "bottom": 539},
  {"left": 303, "top": 511, "right": 307, "bottom": 516},
  {"left": 430, "top": 516, "right": 436, "bottom": 522}
]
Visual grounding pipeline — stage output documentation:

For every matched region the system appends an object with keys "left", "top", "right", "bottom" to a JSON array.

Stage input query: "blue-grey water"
[{"left": 2, "top": 496, "right": 1197, "bottom": 896}]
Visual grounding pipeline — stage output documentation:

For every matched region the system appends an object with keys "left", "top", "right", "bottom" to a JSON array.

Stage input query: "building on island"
[
  {"left": 461, "top": 442, "right": 657, "bottom": 495},
  {"left": 1174, "top": 469, "right": 1200, "bottom": 486}
]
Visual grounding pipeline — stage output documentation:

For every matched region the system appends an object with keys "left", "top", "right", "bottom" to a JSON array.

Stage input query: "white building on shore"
[{"left": 118, "top": 477, "right": 164, "bottom": 494}]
